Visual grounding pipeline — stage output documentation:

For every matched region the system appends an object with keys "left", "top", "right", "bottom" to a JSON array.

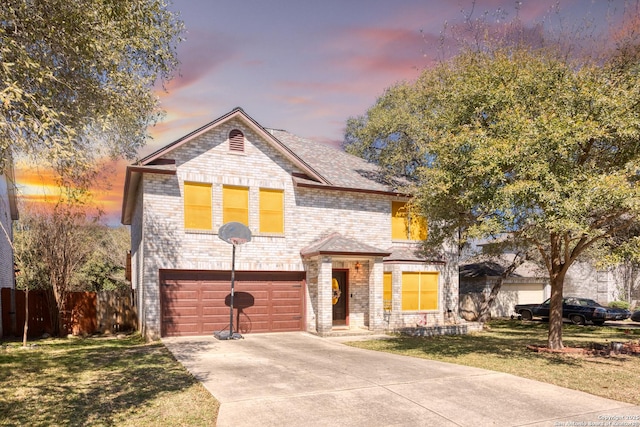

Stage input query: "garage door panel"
[
  {"left": 249, "top": 292, "right": 269, "bottom": 300},
  {"left": 167, "top": 308, "right": 199, "bottom": 317},
  {"left": 167, "top": 289, "right": 199, "bottom": 299},
  {"left": 272, "top": 296, "right": 302, "bottom": 304},
  {"left": 202, "top": 307, "right": 228, "bottom": 316},
  {"left": 272, "top": 289, "right": 303, "bottom": 297},
  {"left": 160, "top": 271, "right": 304, "bottom": 337},
  {"left": 201, "top": 290, "right": 226, "bottom": 298},
  {"left": 272, "top": 306, "right": 300, "bottom": 314},
  {"left": 243, "top": 306, "right": 268, "bottom": 315},
  {"left": 514, "top": 284, "right": 544, "bottom": 305}
]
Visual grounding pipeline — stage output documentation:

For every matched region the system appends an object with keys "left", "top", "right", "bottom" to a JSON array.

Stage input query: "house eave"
[
  {"left": 121, "top": 164, "right": 177, "bottom": 225},
  {"left": 292, "top": 175, "right": 409, "bottom": 197},
  {"left": 301, "top": 250, "right": 392, "bottom": 258}
]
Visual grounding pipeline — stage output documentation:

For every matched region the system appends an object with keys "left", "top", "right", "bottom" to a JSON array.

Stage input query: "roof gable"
[{"left": 138, "top": 107, "right": 327, "bottom": 185}]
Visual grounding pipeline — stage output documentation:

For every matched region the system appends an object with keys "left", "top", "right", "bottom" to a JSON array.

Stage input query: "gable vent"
[{"left": 229, "top": 129, "right": 245, "bottom": 152}]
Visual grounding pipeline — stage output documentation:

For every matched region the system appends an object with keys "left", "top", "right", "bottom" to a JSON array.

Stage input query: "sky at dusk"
[{"left": 14, "top": 0, "right": 630, "bottom": 225}]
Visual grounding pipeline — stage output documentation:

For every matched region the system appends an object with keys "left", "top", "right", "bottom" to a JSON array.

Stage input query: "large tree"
[
  {"left": 15, "top": 197, "right": 131, "bottom": 336},
  {"left": 0, "top": 0, "right": 183, "bottom": 176},
  {"left": 346, "top": 22, "right": 640, "bottom": 349},
  {"left": 15, "top": 200, "right": 96, "bottom": 336}
]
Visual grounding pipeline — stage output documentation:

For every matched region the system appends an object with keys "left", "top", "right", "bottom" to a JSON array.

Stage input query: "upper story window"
[
  {"left": 222, "top": 185, "right": 249, "bottom": 225},
  {"left": 184, "top": 182, "right": 212, "bottom": 230},
  {"left": 229, "top": 129, "right": 245, "bottom": 153},
  {"left": 259, "top": 188, "right": 284, "bottom": 234},
  {"left": 391, "top": 201, "right": 427, "bottom": 241}
]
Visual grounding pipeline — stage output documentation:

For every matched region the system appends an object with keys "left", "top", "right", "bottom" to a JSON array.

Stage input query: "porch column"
[
  {"left": 368, "top": 257, "right": 384, "bottom": 332},
  {"left": 316, "top": 256, "right": 333, "bottom": 335}
]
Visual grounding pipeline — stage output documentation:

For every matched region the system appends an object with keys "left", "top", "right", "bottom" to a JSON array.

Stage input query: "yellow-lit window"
[
  {"left": 259, "top": 189, "right": 284, "bottom": 234},
  {"left": 401, "top": 272, "right": 438, "bottom": 311},
  {"left": 222, "top": 186, "right": 249, "bottom": 225},
  {"left": 383, "top": 272, "right": 392, "bottom": 311},
  {"left": 184, "top": 182, "right": 212, "bottom": 230},
  {"left": 391, "top": 201, "right": 427, "bottom": 241}
]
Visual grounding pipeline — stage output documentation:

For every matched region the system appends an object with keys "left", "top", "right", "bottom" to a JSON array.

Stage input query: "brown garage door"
[{"left": 160, "top": 270, "right": 305, "bottom": 337}]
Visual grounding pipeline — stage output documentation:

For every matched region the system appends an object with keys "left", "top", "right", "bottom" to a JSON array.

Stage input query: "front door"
[{"left": 332, "top": 270, "right": 348, "bottom": 326}]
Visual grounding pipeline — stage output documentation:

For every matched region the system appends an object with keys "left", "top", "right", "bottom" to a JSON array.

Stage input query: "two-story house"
[{"left": 121, "top": 108, "right": 459, "bottom": 339}]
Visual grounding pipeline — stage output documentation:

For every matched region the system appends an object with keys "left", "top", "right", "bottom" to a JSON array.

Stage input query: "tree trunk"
[
  {"left": 22, "top": 285, "right": 28, "bottom": 347},
  {"left": 45, "top": 288, "right": 60, "bottom": 336},
  {"left": 477, "top": 255, "right": 525, "bottom": 323},
  {"left": 477, "top": 277, "right": 504, "bottom": 323},
  {"left": 547, "top": 276, "right": 565, "bottom": 350}
]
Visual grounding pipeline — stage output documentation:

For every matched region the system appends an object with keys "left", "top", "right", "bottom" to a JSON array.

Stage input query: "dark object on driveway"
[
  {"left": 514, "top": 297, "right": 631, "bottom": 326},
  {"left": 631, "top": 310, "right": 640, "bottom": 322}
]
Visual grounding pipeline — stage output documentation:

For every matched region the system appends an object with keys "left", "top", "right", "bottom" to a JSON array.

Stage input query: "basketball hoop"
[
  {"left": 214, "top": 222, "right": 252, "bottom": 341},
  {"left": 218, "top": 222, "right": 252, "bottom": 246}
]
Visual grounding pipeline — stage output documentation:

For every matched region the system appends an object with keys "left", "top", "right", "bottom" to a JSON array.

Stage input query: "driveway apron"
[{"left": 163, "top": 332, "right": 640, "bottom": 427}]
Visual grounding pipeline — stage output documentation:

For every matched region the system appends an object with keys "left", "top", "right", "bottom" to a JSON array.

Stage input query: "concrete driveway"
[{"left": 163, "top": 332, "right": 640, "bottom": 426}]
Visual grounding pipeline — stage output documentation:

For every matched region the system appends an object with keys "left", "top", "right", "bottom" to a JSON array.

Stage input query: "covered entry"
[
  {"left": 300, "top": 233, "right": 391, "bottom": 335},
  {"left": 159, "top": 270, "right": 305, "bottom": 337}
]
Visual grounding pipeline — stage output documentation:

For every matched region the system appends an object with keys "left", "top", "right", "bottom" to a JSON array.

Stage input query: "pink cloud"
[
  {"left": 276, "top": 80, "right": 358, "bottom": 95},
  {"left": 160, "top": 28, "right": 240, "bottom": 92},
  {"left": 328, "top": 26, "right": 431, "bottom": 74}
]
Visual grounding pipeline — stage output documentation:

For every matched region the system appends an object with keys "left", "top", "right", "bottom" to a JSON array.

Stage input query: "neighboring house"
[
  {"left": 459, "top": 260, "right": 550, "bottom": 319},
  {"left": 563, "top": 261, "right": 621, "bottom": 305},
  {"left": 460, "top": 254, "right": 622, "bottom": 319},
  {"left": 0, "top": 160, "right": 19, "bottom": 337},
  {"left": 121, "top": 108, "right": 460, "bottom": 339}
]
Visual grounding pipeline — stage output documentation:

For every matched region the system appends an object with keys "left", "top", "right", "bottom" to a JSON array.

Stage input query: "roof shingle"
[
  {"left": 269, "top": 129, "right": 405, "bottom": 193},
  {"left": 300, "top": 233, "right": 391, "bottom": 257}
]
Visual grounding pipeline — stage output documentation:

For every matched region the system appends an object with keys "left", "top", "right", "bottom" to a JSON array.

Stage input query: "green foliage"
[
  {"left": 0, "top": 0, "right": 183, "bottom": 176},
  {"left": 15, "top": 205, "right": 130, "bottom": 292},
  {"left": 78, "top": 226, "right": 130, "bottom": 291},
  {"left": 347, "top": 45, "right": 640, "bottom": 259},
  {"left": 608, "top": 300, "right": 631, "bottom": 310},
  {"left": 345, "top": 9, "right": 640, "bottom": 349}
]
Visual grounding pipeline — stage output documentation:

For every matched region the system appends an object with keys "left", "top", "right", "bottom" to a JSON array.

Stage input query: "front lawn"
[
  {"left": 348, "top": 320, "right": 640, "bottom": 405},
  {"left": 0, "top": 334, "right": 219, "bottom": 426}
]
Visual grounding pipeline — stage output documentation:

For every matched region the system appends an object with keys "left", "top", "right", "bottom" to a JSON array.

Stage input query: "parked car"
[
  {"left": 631, "top": 310, "right": 640, "bottom": 322},
  {"left": 514, "top": 297, "right": 631, "bottom": 326}
]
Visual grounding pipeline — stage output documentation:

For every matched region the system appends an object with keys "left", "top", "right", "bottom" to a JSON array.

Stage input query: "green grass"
[
  {"left": 0, "top": 334, "right": 219, "bottom": 426},
  {"left": 348, "top": 320, "right": 640, "bottom": 405},
  {"left": 2, "top": 322, "right": 639, "bottom": 425}
]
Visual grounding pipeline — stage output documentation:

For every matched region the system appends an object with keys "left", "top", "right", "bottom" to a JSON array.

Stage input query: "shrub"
[{"left": 608, "top": 300, "right": 630, "bottom": 310}]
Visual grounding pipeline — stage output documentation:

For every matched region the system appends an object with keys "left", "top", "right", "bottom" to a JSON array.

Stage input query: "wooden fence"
[{"left": 1, "top": 288, "right": 137, "bottom": 338}]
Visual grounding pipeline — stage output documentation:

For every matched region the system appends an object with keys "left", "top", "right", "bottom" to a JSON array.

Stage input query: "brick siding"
[{"left": 133, "top": 117, "right": 459, "bottom": 338}]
